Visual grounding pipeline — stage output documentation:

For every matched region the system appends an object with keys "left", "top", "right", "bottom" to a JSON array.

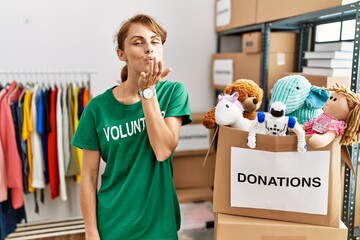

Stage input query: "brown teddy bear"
[{"left": 202, "top": 79, "right": 263, "bottom": 129}]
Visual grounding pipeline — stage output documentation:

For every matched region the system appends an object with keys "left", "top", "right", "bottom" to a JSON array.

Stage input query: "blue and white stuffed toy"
[{"left": 247, "top": 101, "right": 307, "bottom": 152}]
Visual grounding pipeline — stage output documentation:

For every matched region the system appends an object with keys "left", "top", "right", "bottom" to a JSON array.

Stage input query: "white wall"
[{"left": 0, "top": 0, "right": 216, "bottom": 221}]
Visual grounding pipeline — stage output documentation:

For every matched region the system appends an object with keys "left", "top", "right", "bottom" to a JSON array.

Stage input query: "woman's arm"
[
  {"left": 142, "top": 96, "right": 182, "bottom": 161},
  {"left": 80, "top": 149, "right": 101, "bottom": 240}
]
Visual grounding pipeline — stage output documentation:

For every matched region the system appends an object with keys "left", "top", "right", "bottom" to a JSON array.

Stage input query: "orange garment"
[{"left": 83, "top": 86, "right": 90, "bottom": 107}]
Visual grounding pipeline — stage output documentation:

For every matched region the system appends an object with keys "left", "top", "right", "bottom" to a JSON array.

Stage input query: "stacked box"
[
  {"left": 212, "top": 32, "right": 297, "bottom": 97},
  {"left": 174, "top": 112, "right": 215, "bottom": 203},
  {"left": 215, "top": 213, "right": 347, "bottom": 240},
  {"left": 213, "top": 126, "right": 346, "bottom": 238}
]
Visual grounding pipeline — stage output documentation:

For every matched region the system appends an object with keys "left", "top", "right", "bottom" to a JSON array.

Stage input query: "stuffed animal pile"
[{"left": 202, "top": 79, "right": 263, "bottom": 129}]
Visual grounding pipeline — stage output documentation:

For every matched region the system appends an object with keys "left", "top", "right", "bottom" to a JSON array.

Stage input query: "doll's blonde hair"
[{"left": 326, "top": 82, "right": 360, "bottom": 145}]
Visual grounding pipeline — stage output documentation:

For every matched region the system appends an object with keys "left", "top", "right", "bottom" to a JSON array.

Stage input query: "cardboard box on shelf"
[
  {"left": 215, "top": 0, "right": 257, "bottom": 32},
  {"left": 175, "top": 112, "right": 214, "bottom": 156},
  {"left": 214, "top": 32, "right": 297, "bottom": 94},
  {"left": 256, "top": 0, "right": 356, "bottom": 24},
  {"left": 215, "top": 213, "right": 348, "bottom": 240},
  {"left": 213, "top": 126, "right": 341, "bottom": 227},
  {"left": 173, "top": 153, "right": 215, "bottom": 189},
  {"left": 283, "top": 73, "right": 351, "bottom": 89},
  {"left": 256, "top": 0, "right": 293, "bottom": 23},
  {"left": 212, "top": 52, "right": 296, "bottom": 95},
  {"left": 242, "top": 32, "right": 297, "bottom": 55},
  {"left": 292, "top": 0, "right": 357, "bottom": 17}
]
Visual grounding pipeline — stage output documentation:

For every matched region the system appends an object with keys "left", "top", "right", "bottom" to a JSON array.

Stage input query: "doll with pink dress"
[{"left": 303, "top": 82, "right": 360, "bottom": 148}]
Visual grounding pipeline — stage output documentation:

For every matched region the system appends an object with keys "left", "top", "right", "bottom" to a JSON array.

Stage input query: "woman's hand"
[{"left": 138, "top": 58, "right": 172, "bottom": 90}]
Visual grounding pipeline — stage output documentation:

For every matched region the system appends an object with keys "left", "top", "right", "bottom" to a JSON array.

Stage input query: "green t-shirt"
[{"left": 71, "top": 80, "right": 192, "bottom": 240}]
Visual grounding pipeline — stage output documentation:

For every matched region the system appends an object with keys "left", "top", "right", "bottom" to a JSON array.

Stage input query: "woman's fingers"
[
  {"left": 139, "top": 60, "right": 171, "bottom": 89},
  {"left": 160, "top": 67, "right": 172, "bottom": 79}
]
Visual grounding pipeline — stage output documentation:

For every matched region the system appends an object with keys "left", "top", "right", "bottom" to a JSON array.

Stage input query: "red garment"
[
  {"left": 0, "top": 89, "right": 8, "bottom": 202},
  {"left": 47, "top": 87, "right": 60, "bottom": 199},
  {"left": 0, "top": 81, "right": 23, "bottom": 209}
]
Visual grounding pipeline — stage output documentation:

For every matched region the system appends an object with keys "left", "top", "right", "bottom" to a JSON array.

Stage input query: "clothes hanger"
[{"left": 7, "top": 82, "right": 22, "bottom": 105}]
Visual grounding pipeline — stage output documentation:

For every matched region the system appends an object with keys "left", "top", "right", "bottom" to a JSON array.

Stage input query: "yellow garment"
[
  {"left": 21, "top": 90, "right": 34, "bottom": 193},
  {"left": 73, "top": 86, "right": 82, "bottom": 183}
]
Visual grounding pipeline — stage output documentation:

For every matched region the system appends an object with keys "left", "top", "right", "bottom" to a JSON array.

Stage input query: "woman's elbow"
[{"left": 154, "top": 143, "right": 178, "bottom": 161}]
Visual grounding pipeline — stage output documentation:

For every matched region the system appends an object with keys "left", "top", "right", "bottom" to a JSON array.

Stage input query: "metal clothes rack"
[
  {"left": 216, "top": 2, "right": 360, "bottom": 239},
  {"left": 0, "top": 69, "right": 97, "bottom": 88}
]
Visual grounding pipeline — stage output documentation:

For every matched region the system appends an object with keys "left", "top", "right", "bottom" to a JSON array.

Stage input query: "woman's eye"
[
  {"left": 152, "top": 40, "right": 160, "bottom": 44},
  {"left": 134, "top": 41, "right": 142, "bottom": 45}
]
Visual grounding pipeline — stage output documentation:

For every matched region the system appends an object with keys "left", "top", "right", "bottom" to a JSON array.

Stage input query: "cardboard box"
[
  {"left": 213, "top": 52, "right": 296, "bottom": 96},
  {"left": 213, "top": 126, "right": 341, "bottom": 227},
  {"left": 215, "top": 213, "right": 348, "bottom": 240},
  {"left": 215, "top": 0, "right": 257, "bottom": 32},
  {"left": 177, "top": 187, "right": 213, "bottom": 203},
  {"left": 175, "top": 112, "right": 214, "bottom": 156},
  {"left": 292, "top": 0, "right": 357, "bottom": 17},
  {"left": 283, "top": 73, "right": 351, "bottom": 90},
  {"left": 256, "top": 0, "right": 356, "bottom": 24},
  {"left": 173, "top": 153, "right": 215, "bottom": 189},
  {"left": 242, "top": 32, "right": 297, "bottom": 54},
  {"left": 256, "top": 0, "right": 293, "bottom": 23}
]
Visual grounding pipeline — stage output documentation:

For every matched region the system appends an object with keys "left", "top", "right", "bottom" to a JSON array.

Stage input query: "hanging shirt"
[
  {"left": 0, "top": 189, "right": 26, "bottom": 240},
  {"left": 22, "top": 90, "right": 34, "bottom": 193},
  {"left": 83, "top": 86, "right": 90, "bottom": 108},
  {"left": 56, "top": 87, "right": 67, "bottom": 201},
  {"left": 0, "top": 81, "right": 24, "bottom": 209},
  {"left": 71, "top": 81, "right": 192, "bottom": 240},
  {"left": 30, "top": 85, "right": 45, "bottom": 189},
  {"left": 62, "top": 85, "right": 70, "bottom": 175},
  {"left": 66, "top": 84, "right": 79, "bottom": 177},
  {"left": 77, "top": 87, "right": 85, "bottom": 119},
  {"left": 47, "top": 87, "right": 60, "bottom": 199},
  {"left": 36, "top": 87, "right": 49, "bottom": 184},
  {"left": 0, "top": 89, "right": 8, "bottom": 202},
  {"left": 73, "top": 86, "right": 82, "bottom": 183},
  {"left": 11, "top": 99, "right": 29, "bottom": 194}
]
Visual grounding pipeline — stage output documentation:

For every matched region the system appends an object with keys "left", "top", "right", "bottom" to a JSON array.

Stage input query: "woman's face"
[{"left": 119, "top": 23, "right": 164, "bottom": 75}]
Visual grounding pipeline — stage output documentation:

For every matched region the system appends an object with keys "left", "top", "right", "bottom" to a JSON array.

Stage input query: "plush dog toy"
[
  {"left": 270, "top": 75, "right": 330, "bottom": 124},
  {"left": 202, "top": 79, "right": 263, "bottom": 129}
]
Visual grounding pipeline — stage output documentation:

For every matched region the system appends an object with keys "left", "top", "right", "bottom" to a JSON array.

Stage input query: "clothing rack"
[{"left": 0, "top": 69, "right": 97, "bottom": 87}]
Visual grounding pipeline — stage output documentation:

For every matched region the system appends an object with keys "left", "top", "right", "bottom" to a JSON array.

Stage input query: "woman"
[{"left": 71, "top": 14, "right": 192, "bottom": 240}]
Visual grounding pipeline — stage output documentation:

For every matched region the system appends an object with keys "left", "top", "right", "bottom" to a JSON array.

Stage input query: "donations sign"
[{"left": 230, "top": 147, "right": 330, "bottom": 215}]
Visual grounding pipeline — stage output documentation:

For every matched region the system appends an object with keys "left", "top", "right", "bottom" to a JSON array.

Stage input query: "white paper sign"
[
  {"left": 277, "top": 52, "right": 286, "bottom": 66},
  {"left": 230, "top": 147, "right": 330, "bottom": 215},
  {"left": 213, "top": 59, "right": 233, "bottom": 86},
  {"left": 216, "top": 0, "right": 231, "bottom": 27},
  {"left": 176, "top": 124, "right": 210, "bottom": 152}
]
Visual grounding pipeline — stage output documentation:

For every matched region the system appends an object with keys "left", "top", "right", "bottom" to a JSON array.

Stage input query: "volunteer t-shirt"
[{"left": 71, "top": 80, "right": 192, "bottom": 240}]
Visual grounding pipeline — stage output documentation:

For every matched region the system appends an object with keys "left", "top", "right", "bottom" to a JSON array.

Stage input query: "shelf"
[{"left": 215, "top": 2, "right": 360, "bottom": 240}]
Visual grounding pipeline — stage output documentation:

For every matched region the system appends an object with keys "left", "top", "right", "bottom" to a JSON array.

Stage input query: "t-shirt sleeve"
[
  {"left": 165, "top": 82, "right": 192, "bottom": 126},
  {"left": 71, "top": 102, "right": 100, "bottom": 151}
]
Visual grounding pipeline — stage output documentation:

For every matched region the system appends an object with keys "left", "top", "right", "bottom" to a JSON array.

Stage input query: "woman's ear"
[{"left": 117, "top": 49, "right": 127, "bottom": 61}]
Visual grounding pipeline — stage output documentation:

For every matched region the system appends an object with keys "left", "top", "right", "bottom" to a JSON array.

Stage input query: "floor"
[
  {"left": 178, "top": 228, "right": 214, "bottom": 240},
  {"left": 177, "top": 201, "right": 214, "bottom": 240}
]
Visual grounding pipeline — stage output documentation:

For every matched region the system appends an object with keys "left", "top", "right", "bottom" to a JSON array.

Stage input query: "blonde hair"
[{"left": 326, "top": 83, "right": 360, "bottom": 145}]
